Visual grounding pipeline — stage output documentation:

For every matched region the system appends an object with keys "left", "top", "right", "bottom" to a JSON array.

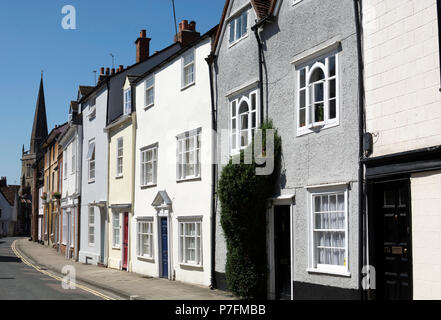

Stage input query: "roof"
[
  {"left": 212, "top": 0, "right": 277, "bottom": 53},
  {"left": 42, "top": 122, "right": 69, "bottom": 148},
  {"left": 78, "top": 86, "right": 94, "bottom": 97},
  {"left": 30, "top": 76, "right": 48, "bottom": 155},
  {"left": 134, "top": 25, "right": 218, "bottom": 84},
  {"left": 70, "top": 101, "right": 79, "bottom": 113},
  {"left": 0, "top": 185, "right": 19, "bottom": 206}
]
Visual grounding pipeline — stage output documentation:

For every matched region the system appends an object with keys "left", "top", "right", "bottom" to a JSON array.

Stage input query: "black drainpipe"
[
  {"left": 437, "top": 0, "right": 441, "bottom": 91},
  {"left": 251, "top": 16, "right": 272, "bottom": 124},
  {"left": 354, "top": 0, "right": 366, "bottom": 300},
  {"left": 206, "top": 52, "right": 218, "bottom": 290}
]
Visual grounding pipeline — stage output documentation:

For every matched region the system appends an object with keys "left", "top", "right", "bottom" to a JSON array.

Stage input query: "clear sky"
[{"left": 0, "top": 0, "right": 225, "bottom": 186}]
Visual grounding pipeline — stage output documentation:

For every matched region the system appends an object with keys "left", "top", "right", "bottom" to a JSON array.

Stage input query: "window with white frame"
[
  {"left": 71, "top": 142, "right": 76, "bottom": 174},
  {"left": 64, "top": 154, "right": 68, "bottom": 180},
  {"left": 140, "top": 145, "right": 158, "bottom": 186},
  {"left": 137, "top": 220, "right": 153, "bottom": 259},
  {"left": 309, "top": 187, "right": 348, "bottom": 275},
  {"left": 229, "top": 10, "right": 248, "bottom": 44},
  {"left": 179, "top": 219, "right": 202, "bottom": 266},
  {"left": 145, "top": 75, "right": 154, "bottom": 107},
  {"left": 70, "top": 212, "right": 75, "bottom": 247},
  {"left": 124, "top": 88, "right": 132, "bottom": 115},
  {"left": 297, "top": 51, "right": 338, "bottom": 134},
  {"left": 87, "top": 139, "right": 95, "bottom": 182},
  {"left": 62, "top": 210, "right": 68, "bottom": 245},
  {"left": 88, "top": 207, "right": 95, "bottom": 246},
  {"left": 230, "top": 89, "right": 259, "bottom": 153},
  {"left": 88, "top": 97, "right": 96, "bottom": 120},
  {"left": 182, "top": 50, "right": 195, "bottom": 88},
  {"left": 112, "top": 213, "right": 120, "bottom": 248},
  {"left": 177, "top": 129, "right": 201, "bottom": 180},
  {"left": 116, "top": 137, "right": 123, "bottom": 177}
]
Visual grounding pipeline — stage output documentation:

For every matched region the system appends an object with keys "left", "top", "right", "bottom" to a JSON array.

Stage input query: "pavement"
[{"left": 14, "top": 237, "right": 234, "bottom": 300}]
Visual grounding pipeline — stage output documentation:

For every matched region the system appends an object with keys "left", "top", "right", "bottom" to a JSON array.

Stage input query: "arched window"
[
  {"left": 297, "top": 53, "right": 338, "bottom": 133},
  {"left": 230, "top": 89, "right": 259, "bottom": 153}
]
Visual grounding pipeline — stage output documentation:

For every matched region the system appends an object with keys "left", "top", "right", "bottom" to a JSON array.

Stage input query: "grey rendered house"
[
  {"left": 211, "top": 0, "right": 362, "bottom": 299},
  {"left": 78, "top": 30, "right": 181, "bottom": 266}
]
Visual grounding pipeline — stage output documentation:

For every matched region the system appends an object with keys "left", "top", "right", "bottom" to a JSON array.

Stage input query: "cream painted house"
[
  {"left": 105, "top": 77, "right": 137, "bottom": 271},
  {"left": 132, "top": 23, "right": 216, "bottom": 287},
  {"left": 362, "top": 0, "right": 441, "bottom": 300}
]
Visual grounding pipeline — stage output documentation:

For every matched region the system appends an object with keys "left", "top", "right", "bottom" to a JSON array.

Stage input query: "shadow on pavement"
[{"left": 0, "top": 255, "right": 22, "bottom": 263}]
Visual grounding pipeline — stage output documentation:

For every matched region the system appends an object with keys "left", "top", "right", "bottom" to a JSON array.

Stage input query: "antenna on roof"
[
  {"left": 110, "top": 53, "right": 115, "bottom": 69},
  {"left": 172, "top": 0, "right": 178, "bottom": 38}
]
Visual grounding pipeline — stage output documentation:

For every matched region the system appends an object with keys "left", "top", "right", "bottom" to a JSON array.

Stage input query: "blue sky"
[{"left": 0, "top": 0, "right": 225, "bottom": 185}]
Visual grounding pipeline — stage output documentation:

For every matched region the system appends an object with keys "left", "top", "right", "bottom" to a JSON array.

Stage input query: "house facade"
[
  {"left": 0, "top": 177, "right": 19, "bottom": 237},
  {"left": 131, "top": 22, "right": 215, "bottom": 286},
  {"left": 58, "top": 100, "right": 84, "bottom": 260},
  {"left": 42, "top": 124, "right": 68, "bottom": 248},
  {"left": 362, "top": 0, "right": 441, "bottom": 300},
  {"left": 79, "top": 30, "right": 181, "bottom": 266},
  {"left": 212, "top": 0, "right": 361, "bottom": 299}
]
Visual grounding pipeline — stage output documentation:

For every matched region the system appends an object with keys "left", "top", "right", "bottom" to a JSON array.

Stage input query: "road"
[{"left": 0, "top": 237, "right": 112, "bottom": 300}]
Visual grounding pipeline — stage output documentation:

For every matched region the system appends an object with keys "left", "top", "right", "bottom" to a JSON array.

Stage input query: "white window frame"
[
  {"left": 140, "top": 144, "right": 158, "bottom": 187},
  {"left": 87, "top": 139, "right": 96, "bottom": 183},
  {"left": 124, "top": 88, "right": 132, "bottom": 115},
  {"left": 229, "top": 89, "right": 259, "bottom": 154},
  {"left": 228, "top": 9, "right": 248, "bottom": 47},
  {"left": 71, "top": 140, "right": 76, "bottom": 175},
  {"left": 88, "top": 207, "right": 95, "bottom": 246},
  {"left": 62, "top": 209, "right": 68, "bottom": 245},
  {"left": 178, "top": 218, "right": 202, "bottom": 267},
  {"left": 116, "top": 137, "right": 123, "bottom": 177},
  {"left": 70, "top": 211, "right": 75, "bottom": 248},
  {"left": 88, "top": 97, "right": 96, "bottom": 120},
  {"left": 177, "top": 129, "right": 201, "bottom": 181},
  {"left": 137, "top": 218, "right": 154, "bottom": 259},
  {"left": 296, "top": 51, "right": 339, "bottom": 137},
  {"left": 145, "top": 75, "right": 155, "bottom": 108},
  {"left": 64, "top": 152, "right": 68, "bottom": 180},
  {"left": 181, "top": 50, "right": 195, "bottom": 89},
  {"left": 112, "top": 213, "right": 121, "bottom": 249},
  {"left": 307, "top": 184, "right": 349, "bottom": 276}
]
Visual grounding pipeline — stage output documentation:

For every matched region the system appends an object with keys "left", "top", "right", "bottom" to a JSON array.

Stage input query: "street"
[{"left": 0, "top": 237, "right": 107, "bottom": 300}]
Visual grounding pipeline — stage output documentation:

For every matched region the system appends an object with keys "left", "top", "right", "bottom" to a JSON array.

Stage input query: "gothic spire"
[{"left": 30, "top": 75, "right": 48, "bottom": 156}]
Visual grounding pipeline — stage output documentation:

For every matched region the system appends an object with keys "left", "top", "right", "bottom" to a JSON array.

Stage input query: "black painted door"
[
  {"left": 375, "top": 180, "right": 412, "bottom": 300},
  {"left": 274, "top": 205, "right": 291, "bottom": 300}
]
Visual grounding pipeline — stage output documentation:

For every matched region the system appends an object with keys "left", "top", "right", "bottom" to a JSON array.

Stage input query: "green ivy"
[{"left": 218, "top": 120, "right": 281, "bottom": 299}]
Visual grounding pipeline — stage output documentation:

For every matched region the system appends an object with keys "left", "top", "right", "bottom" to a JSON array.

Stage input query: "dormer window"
[
  {"left": 124, "top": 88, "right": 132, "bottom": 115},
  {"left": 229, "top": 10, "right": 248, "bottom": 45}
]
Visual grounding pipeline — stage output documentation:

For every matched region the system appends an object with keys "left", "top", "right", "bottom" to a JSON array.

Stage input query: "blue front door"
[{"left": 161, "top": 218, "right": 168, "bottom": 278}]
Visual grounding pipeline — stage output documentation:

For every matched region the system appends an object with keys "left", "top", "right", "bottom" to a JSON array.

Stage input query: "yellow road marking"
[{"left": 11, "top": 240, "right": 116, "bottom": 300}]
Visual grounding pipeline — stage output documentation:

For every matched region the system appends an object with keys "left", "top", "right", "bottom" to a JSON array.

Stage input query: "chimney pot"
[
  {"left": 136, "top": 29, "right": 151, "bottom": 63},
  {"left": 140, "top": 29, "right": 146, "bottom": 38},
  {"left": 175, "top": 19, "right": 200, "bottom": 46},
  {"left": 111, "top": 68, "right": 115, "bottom": 75},
  {"left": 100, "top": 67, "right": 105, "bottom": 75},
  {"left": 105, "top": 67, "right": 110, "bottom": 75}
]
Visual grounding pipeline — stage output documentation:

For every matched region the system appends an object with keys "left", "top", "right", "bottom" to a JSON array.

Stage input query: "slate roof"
[
  {"left": 78, "top": 86, "right": 94, "bottom": 97},
  {"left": 0, "top": 185, "right": 19, "bottom": 207}
]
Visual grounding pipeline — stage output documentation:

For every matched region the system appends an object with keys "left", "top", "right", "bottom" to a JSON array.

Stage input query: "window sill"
[
  {"left": 88, "top": 179, "right": 96, "bottom": 184},
  {"left": 181, "top": 82, "right": 195, "bottom": 91},
  {"left": 137, "top": 256, "right": 154, "bottom": 263},
  {"left": 112, "top": 246, "right": 121, "bottom": 250},
  {"left": 180, "top": 263, "right": 203, "bottom": 270},
  {"left": 144, "top": 103, "right": 154, "bottom": 111},
  {"left": 115, "top": 175, "right": 123, "bottom": 180},
  {"left": 228, "top": 33, "right": 249, "bottom": 49},
  {"left": 306, "top": 268, "right": 351, "bottom": 278},
  {"left": 177, "top": 176, "right": 201, "bottom": 183},
  {"left": 297, "top": 121, "right": 339, "bottom": 137},
  {"left": 141, "top": 184, "right": 157, "bottom": 190}
]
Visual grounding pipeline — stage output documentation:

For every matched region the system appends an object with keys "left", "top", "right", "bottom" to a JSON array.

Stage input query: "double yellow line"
[{"left": 11, "top": 240, "right": 116, "bottom": 300}]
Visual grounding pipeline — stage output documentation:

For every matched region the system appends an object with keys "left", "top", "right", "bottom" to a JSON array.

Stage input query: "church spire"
[{"left": 30, "top": 74, "right": 48, "bottom": 156}]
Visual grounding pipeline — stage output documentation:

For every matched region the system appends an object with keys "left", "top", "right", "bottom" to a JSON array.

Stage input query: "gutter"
[
  {"left": 354, "top": 0, "right": 367, "bottom": 300},
  {"left": 206, "top": 52, "right": 218, "bottom": 290}
]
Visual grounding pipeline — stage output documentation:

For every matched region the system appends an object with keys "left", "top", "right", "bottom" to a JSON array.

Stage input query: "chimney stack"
[
  {"left": 119, "top": 65, "right": 124, "bottom": 72},
  {"left": 174, "top": 20, "right": 200, "bottom": 47},
  {"left": 111, "top": 68, "right": 115, "bottom": 75},
  {"left": 0, "top": 177, "right": 7, "bottom": 187},
  {"left": 105, "top": 68, "right": 110, "bottom": 75},
  {"left": 136, "top": 29, "right": 151, "bottom": 63}
]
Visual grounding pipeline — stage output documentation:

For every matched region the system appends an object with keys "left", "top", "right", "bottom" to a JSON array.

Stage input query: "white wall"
[
  {"left": 411, "top": 170, "right": 441, "bottom": 299},
  {"left": 132, "top": 38, "right": 213, "bottom": 286},
  {"left": 363, "top": 0, "right": 441, "bottom": 157}
]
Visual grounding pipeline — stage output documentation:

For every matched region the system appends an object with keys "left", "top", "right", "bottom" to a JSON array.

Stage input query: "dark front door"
[
  {"left": 160, "top": 218, "right": 169, "bottom": 279},
  {"left": 274, "top": 205, "right": 291, "bottom": 300},
  {"left": 374, "top": 180, "right": 412, "bottom": 300},
  {"left": 122, "top": 213, "right": 129, "bottom": 270}
]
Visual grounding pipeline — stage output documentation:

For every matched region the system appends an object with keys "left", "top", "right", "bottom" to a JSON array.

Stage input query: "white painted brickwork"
[
  {"left": 363, "top": 0, "right": 441, "bottom": 157},
  {"left": 411, "top": 170, "right": 441, "bottom": 300}
]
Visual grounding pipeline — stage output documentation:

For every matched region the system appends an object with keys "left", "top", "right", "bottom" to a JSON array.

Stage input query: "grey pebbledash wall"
[{"left": 214, "top": 0, "right": 361, "bottom": 298}]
